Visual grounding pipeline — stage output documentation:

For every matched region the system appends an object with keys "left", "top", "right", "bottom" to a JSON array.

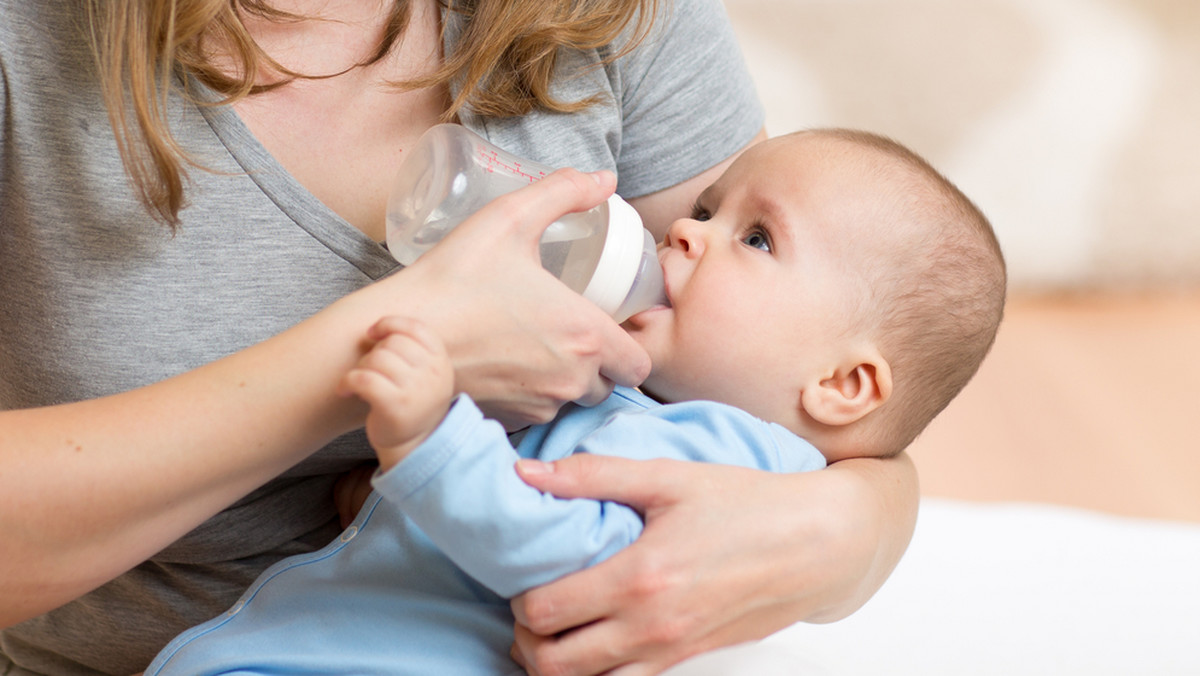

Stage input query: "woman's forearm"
[
  {"left": 802, "top": 451, "right": 919, "bottom": 623},
  {"left": 0, "top": 290, "right": 379, "bottom": 627}
]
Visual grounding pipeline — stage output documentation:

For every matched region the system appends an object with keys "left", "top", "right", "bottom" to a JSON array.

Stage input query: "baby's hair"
[{"left": 800, "top": 129, "right": 1007, "bottom": 456}]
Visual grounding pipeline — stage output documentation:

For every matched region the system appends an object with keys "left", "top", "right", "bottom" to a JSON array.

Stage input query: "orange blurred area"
[{"left": 910, "top": 290, "right": 1200, "bottom": 523}]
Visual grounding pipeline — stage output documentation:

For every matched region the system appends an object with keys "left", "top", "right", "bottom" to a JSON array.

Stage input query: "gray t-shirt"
[{"left": 0, "top": 1, "right": 762, "bottom": 673}]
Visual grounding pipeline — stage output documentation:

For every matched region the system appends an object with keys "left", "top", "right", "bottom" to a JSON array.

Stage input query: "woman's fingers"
[
  {"left": 510, "top": 459, "right": 698, "bottom": 640},
  {"left": 473, "top": 169, "right": 616, "bottom": 241},
  {"left": 591, "top": 319, "right": 651, "bottom": 392},
  {"left": 511, "top": 555, "right": 619, "bottom": 637},
  {"left": 514, "top": 455, "right": 680, "bottom": 508},
  {"left": 385, "top": 167, "right": 647, "bottom": 428},
  {"left": 512, "top": 618, "right": 631, "bottom": 676},
  {"left": 512, "top": 593, "right": 708, "bottom": 676},
  {"left": 396, "top": 170, "right": 647, "bottom": 421}
]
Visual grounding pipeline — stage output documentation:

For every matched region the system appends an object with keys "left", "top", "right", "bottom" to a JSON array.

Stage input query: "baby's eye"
[
  {"left": 690, "top": 201, "right": 712, "bottom": 222},
  {"left": 742, "top": 227, "right": 771, "bottom": 252}
]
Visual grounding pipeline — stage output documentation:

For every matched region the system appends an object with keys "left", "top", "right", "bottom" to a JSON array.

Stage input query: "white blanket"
[{"left": 669, "top": 498, "right": 1200, "bottom": 675}]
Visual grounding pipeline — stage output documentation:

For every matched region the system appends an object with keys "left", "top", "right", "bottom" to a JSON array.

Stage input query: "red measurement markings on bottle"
[{"left": 478, "top": 148, "right": 548, "bottom": 183}]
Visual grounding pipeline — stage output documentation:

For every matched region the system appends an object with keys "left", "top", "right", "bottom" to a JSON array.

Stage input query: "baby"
[{"left": 146, "top": 129, "right": 1006, "bottom": 675}]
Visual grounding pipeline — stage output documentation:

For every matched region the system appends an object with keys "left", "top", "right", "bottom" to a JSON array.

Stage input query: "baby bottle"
[{"left": 385, "top": 124, "right": 666, "bottom": 322}]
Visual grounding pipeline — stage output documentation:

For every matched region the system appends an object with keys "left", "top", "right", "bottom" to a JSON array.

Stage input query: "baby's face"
[{"left": 623, "top": 134, "right": 885, "bottom": 428}]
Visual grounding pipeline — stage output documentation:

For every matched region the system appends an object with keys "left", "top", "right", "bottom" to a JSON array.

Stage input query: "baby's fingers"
[
  {"left": 355, "top": 321, "right": 448, "bottom": 383},
  {"left": 366, "top": 316, "right": 445, "bottom": 353},
  {"left": 338, "top": 368, "right": 401, "bottom": 407}
]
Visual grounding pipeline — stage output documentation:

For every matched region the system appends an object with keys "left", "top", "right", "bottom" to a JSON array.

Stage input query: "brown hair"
[
  {"left": 84, "top": 0, "right": 659, "bottom": 227},
  {"left": 805, "top": 129, "right": 1007, "bottom": 456}
]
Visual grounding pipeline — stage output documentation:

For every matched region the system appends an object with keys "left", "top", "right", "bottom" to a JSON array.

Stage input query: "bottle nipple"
[
  {"left": 611, "top": 229, "right": 668, "bottom": 323},
  {"left": 582, "top": 196, "right": 667, "bottom": 322}
]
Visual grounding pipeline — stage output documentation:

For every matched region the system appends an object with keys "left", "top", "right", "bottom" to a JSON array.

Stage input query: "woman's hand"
[
  {"left": 508, "top": 453, "right": 919, "bottom": 676},
  {"left": 387, "top": 169, "right": 651, "bottom": 430}
]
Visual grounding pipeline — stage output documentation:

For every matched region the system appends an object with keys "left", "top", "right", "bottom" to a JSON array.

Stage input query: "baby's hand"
[{"left": 338, "top": 316, "right": 455, "bottom": 470}]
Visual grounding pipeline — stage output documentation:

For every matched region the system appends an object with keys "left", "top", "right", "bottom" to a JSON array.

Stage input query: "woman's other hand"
[
  {"left": 508, "top": 454, "right": 919, "bottom": 676},
  {"left": 387, "top": 169, "right": 651, "bottom": 430}
]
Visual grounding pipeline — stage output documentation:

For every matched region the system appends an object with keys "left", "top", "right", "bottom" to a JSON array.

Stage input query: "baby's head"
[{"left": 624, "top": 129, "right": 1005, "bottom": 461}]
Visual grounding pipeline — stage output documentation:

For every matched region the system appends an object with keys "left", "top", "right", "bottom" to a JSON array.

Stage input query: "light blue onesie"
[{"left": 146, "top": 387, "right": 825, "bottom": 675}]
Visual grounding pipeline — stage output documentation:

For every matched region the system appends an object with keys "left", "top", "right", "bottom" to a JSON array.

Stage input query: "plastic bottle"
[{"left": 385, "top": 124, "right": 666, "bottom": 322}]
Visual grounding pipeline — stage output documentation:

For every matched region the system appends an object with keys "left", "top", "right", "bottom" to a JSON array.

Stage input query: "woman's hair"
[{"left": 85, "top": 0, "right": 659, "bottom": 227}]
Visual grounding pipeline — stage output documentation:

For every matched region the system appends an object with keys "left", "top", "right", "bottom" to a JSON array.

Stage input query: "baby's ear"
[{"left": 800, "top": 353, "right": 892, "bottom": 428}]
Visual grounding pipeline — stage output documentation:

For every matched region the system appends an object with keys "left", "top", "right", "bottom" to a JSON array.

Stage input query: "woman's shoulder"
[
  {"left": 1, "top": 2, "right": 96, "bottom": 97},
  {"left": 460, "top": 0, "right": 762, "bottom": 201},
  {"left": 1, "top": 2, "right": 87, "bottom": 52}
]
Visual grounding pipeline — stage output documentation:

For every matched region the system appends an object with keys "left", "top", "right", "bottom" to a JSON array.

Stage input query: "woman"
[{"left": 0, "top": 0, "right": 918, "bottom": 673}]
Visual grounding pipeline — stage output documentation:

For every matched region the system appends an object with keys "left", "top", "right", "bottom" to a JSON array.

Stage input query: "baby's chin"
[{"left": 620, "top": 308, "right": 675, "bottom": 398}]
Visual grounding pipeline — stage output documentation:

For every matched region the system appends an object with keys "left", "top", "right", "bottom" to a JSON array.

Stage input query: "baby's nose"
[{"left": 664, "top": 218, "right": 705, "bottom": 256}]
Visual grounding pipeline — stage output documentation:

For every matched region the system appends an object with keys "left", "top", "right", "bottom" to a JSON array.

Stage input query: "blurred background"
[
  {"left": 724, "top": 0, "right": 1200, "bottom": 524},
  {"left": 670, "top": 4, "right": 1199, "bottom": 673},
  {"left": 728, "top": 0, "right": 1200, "bottom": 291}
]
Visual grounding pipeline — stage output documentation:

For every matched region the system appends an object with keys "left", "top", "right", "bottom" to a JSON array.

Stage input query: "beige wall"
[
  {"left": 725, "top": 1, "right": 1200, "bottom": 523},
  {"left": 726, "top": 0, "right": 1200, "bottom": 293}
]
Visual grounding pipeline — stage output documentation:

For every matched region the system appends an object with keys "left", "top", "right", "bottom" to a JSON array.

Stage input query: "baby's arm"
[
  {"left": 372, "top": 399, "right": 637, "bottom": 597},
  {"left": 337, "top": 316, "right": 455, "bottom": 471},
  {"left": 337, "top": 315, "right": 637, "bottom": 596},
  {"left": 374, "top": 394, "right": 824, "bottom": 599}
]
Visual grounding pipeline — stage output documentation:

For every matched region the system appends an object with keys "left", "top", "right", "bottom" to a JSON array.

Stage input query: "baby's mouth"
[{"left": 656, "top": 254, "right": 672, "bottom": 308}]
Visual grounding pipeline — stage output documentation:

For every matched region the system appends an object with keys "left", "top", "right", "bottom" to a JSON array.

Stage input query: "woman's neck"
[
  {"left": 227, "top": 0, "right": 449, "bottom": 241},
  {"left": 239, "top": 1, "right": 425, "bottom": 81}
]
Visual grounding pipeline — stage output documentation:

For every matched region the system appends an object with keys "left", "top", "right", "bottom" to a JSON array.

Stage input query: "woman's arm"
[
  {"left": 510, "top": 453, "right": 919, "bottom": 675},
  {"left": 0, "top": 298, "right": 372, "bottom": 628},
  {"left": 0, "top": 169, "right": 648, "bottom": 628}
]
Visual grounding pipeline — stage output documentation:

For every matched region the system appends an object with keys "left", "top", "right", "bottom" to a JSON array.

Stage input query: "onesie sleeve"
[
  {"left": 372, "top": 394, "right": 823, "bottom": 599},
  {"left": 373, "top": 396, "right": 643, "bottom": 598}
]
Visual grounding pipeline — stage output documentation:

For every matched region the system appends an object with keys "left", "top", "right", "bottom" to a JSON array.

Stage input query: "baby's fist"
[{"left": 339, "top": 316, "right": 454, "bottom": 469}]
